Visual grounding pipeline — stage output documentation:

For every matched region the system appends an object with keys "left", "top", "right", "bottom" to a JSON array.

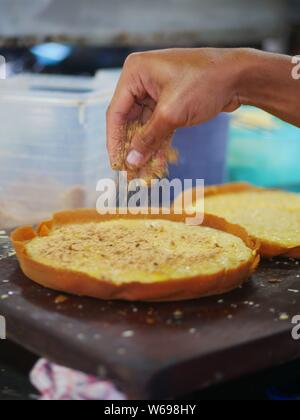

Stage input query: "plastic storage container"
[
  {"left": 228, "top": 106, "right": 300, "bottom": 192},
  {"left": 169, "top": 113, "right": 229, "bottom": 186},
  {"left": 0, "top": 71, "right": 120, "bottom": 228}
]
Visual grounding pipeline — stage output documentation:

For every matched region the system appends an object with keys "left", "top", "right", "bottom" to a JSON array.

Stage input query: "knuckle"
[
  {"left": 124, "top": 52, "right": 142, "bottom": 68},
  {"left": 138, "top": 134, "right": 155, "bottom": 150},
  {"left": 159, "top": 106, "right": 177, "bottom": 127}
]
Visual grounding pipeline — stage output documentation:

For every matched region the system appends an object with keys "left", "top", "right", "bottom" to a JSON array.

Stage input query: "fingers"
[
  {"left": 107, "top": 51, "right": 180, "bottom": 171},
  {"left": 106, "top": 78, "right": 135, "bottom": 170},
  {"left": 127, "top": 103, "right": 177, "bottom": 168}
]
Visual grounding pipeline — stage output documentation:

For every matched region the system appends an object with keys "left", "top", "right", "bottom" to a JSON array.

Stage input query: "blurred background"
[
  {"left": 0, "top": 0, "right": 300, "bottom": 229},
  {"left": 1, "top": 1, "right": 300, "bottom": 402}
]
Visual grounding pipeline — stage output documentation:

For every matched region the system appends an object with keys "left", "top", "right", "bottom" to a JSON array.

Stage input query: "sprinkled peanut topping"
[
  {"left": 121, "top": 121, "right": 178, "bottom": 184},
  {"left": 25, "top": 219, "right": 253, "bottom": 284}
]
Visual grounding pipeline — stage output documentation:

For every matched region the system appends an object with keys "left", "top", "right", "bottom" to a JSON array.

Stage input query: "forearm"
[
  {"left": 107, "top": 47, "right": 300, "bottom": 170},
  {"left": 237, "top": 49, "right": 300, "bottom": 127}
]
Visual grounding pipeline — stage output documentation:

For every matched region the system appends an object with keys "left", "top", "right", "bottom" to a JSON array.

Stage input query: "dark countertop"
[
  {"left": 1, "top": 230, "right": 300, "bottom": 399},
  {"left": 0, "top": 341, "right": 37, "bottom": 400},
  {"left": 1, "top": 339, "right": 300, "bottom": 400}
]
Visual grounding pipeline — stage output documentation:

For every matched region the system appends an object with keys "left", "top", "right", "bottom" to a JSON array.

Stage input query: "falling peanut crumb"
[
  {"left": 54, "top": 295, "right": 69, "bottom": 304},
  {"left": 279, "top": 313, "right": 289, "bottom": 321},
  {"left": 173, "top": 310, "right": 183, "bottom": 320},
  {"left": 268, "top": 278, "right": 282, "bottom": 284},
  {"left": 146, "top": 317, "right": 156, "bottom": 325},
  {"left": 121, "top": 121, "right": 178, "bottom": 184}
]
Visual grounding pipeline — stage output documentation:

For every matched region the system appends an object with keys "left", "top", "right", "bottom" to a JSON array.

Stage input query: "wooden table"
[{"left": 0, "top": 234, "right": 300, "bottom": 399}]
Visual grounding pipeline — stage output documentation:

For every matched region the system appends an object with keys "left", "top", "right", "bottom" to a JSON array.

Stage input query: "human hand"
[{"left": 106, "top": 48, "right": 244, "bottom": 170}]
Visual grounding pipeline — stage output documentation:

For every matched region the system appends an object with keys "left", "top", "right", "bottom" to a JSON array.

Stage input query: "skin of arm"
[{"left": 106, "top": 48, "right": 298, "bottom": 170}]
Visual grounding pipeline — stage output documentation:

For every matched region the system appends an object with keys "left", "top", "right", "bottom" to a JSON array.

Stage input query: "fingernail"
[{"left": 127, "top": 150, "right": 144, "bottom": 167}]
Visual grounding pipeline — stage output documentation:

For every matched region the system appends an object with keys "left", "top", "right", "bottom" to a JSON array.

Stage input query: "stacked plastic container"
[
  {"left": 0, "top": 70, "right": 120, "bottom": 228},
  {"left": 228, "top": 106, "right": 300, "bottom": 191}
]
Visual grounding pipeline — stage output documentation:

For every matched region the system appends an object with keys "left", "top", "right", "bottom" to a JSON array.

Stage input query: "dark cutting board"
[{"left": 0, "top": 235, "right": 300, "bottom": 399}]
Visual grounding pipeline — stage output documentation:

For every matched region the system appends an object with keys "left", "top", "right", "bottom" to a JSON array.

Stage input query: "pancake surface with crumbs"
[
  {"left": 25, "top": 220, "right": 253, "bottom": 283},
  {"left": 11, "top": 211, "right": 259, "bottom": 301},
  {"left": 178, "top": 183, "right": 300, "bottom": 258}
]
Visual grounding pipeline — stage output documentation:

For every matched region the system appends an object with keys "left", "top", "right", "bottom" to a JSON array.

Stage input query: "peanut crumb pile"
[
  {"left": 120, "top": 121, "right": 178, "bottom": 184},
  {"left": 25, "top": 219, "right": 252, "bottom": 284}
]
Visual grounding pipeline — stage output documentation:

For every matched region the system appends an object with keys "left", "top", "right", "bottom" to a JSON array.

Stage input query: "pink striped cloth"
[{"left": 30, "top": 359, "right": 126, "bottom": 401}]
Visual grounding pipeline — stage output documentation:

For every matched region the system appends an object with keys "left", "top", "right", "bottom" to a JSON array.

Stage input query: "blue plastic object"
[
  {"left": 31, "top": 43, "right": 72, "bottom": 66},
  {"left": 227, "top": 106, "right": 300, "bottom": 191},
  {"left": 169, "top": 113, "right": 229, "bottom": 187}
]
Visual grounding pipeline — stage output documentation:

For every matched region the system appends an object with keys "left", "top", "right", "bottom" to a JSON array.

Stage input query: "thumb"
[{"left": 126, "top": 105, "right": 176, "bottom": 168}]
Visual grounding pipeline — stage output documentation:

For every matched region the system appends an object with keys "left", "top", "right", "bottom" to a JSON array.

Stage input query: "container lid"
[{"left": 0, "top": 70, "right": 120, "bottom": 105}]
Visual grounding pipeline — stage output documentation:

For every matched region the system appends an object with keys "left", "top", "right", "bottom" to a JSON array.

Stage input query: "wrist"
[{"left": 235, "top": 48, "right": 293, "bottom": 108}]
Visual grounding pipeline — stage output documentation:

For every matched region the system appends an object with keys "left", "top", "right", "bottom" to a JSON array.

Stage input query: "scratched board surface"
[{"left": 0, "top": 231, "right": 300, "bottom": 399}]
